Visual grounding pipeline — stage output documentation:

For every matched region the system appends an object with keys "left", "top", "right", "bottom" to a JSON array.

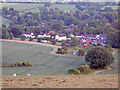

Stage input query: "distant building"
[
  {"left": 37, "top": 33, "right": 51, "bottom": 38},
  {"left": 55, "top": 34, "right": 67, "bottom": 41},
  {"left": 22, "top": 32, "right": 35, "bottom": 38}
]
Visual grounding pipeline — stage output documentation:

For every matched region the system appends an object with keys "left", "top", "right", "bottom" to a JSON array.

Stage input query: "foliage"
[
  {"left": 20, "top": 34, "right": 26, "bottom": 41},
  {"left": 16, "top": 61, "right": 23, "bottom": 66},
  {"left": 68, "top": 68, "right": 80, "bottom": 75},
  {"left": 50, "top": 39, "right": 57, "bottom": 45},
  {"left": 78, "top": 49, "right": 86, "bottom": 56},
  {"left": 37, "top": 38, "right": 42, "bottom": 42},
  {"left": 77, "top": 65, "right": 93, "bottom": 74},
  {"left": 107, "top": 30, "right": 120, "bottom": 49},
  {"left": 29, "top": 36, "right": 33, "bottom": 41},
  {"left": 9, "top": 32, "right": 14, "bottom": 39},
  {"left": 85, "top": 46, "right": 114, "bottom": 69},
  {"left": 69, "top": 38, "right": 79, "bottom": 47}
]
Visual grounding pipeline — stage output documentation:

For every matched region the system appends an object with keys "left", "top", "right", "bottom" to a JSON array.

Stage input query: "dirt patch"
[{"left": 2, "top": 74, "right": 118, "bottom": 88}]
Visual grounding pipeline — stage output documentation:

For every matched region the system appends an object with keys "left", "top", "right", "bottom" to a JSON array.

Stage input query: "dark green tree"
[{"left": 85, "top": 46, "right": 114, "bottom": 69}]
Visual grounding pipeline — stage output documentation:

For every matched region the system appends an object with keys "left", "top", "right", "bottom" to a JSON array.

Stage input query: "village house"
[
  {"left": 22, "top": 32, "right": 35, "bottom": 38},
  {"left": 55, "top": 34, "right": 67, "bottom": 41},
  {"left": 95, "top": 34, "right": 107, "bottom": 40},
  {"left": 37, "top": 33, "right": 51, "bottom": 38}
]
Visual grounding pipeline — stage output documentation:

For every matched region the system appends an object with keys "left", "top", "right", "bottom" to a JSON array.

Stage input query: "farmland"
[
  {"left": 2, "top": 3, "right": 78, "bottom": 13},
  {"left": 2, "top": 3, "right": 44, "bottom": 12},
  {"left": 2, "top": 41, "right": 85, "bottom": 76}
]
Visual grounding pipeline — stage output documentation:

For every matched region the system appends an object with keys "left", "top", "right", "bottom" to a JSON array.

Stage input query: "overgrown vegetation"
[{"left": 85, "top": 46, "right": 114, "bottom": 69}]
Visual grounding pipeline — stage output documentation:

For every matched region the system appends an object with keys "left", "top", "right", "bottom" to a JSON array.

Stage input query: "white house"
[
  {"left": 55, "top": 34, "right": 67, "bottom": 41},
  {"left": 37, "top": 33, "right": 51, "bottom": 38},
  {"left": 23, "top": 32, "right": 35, "bottom": 38}
]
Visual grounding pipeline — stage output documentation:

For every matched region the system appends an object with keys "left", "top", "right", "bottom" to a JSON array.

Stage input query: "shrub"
[
  {"left": 58, "top": 48, "right": 62, "bottom": 51},
  {"left": 77, "top": 65, "right": 93, "bottom": 74},
  {"left": 61, "top": 41, "right": 67, "bottom": 46},
  {"left": 37, "top": 38, "right": 42, "bottom": 42},
  {"left": 62, "top": 46, "right": 68, "bottom": 51},
  {"left": 29, "top": 36, "right": 33, "bottom": 41},
  {"left": 85, "top": 46, "right": 114, "bottom": 69},
  {"left": 10, "top": 62, "right": 15, "bottom": 67},
  {"left": 9, "top": 32, "right": 14, "bottom": 39},
  {"left": 16, "top": 61, "right": 23, "bottom": 66},
  {"left": 78, "top": 49, "right": 86, "bottom": 56},
  {"left": 69, "top": 38, "right": 79, "bottom": 47},
  {"left": 68, "top": 68, "right": 80, "bottom": 75},
  {"left": 20, "top": 34, "right": 26, "bottom": 41},
  {"left": 50, "top": 39, "right": 57, "bottom": 45}
]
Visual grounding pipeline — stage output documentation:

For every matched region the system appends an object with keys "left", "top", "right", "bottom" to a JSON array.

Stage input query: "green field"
[
  {"left": 2, "top": 3, "right": 78, "bottom": 13},
  {"left": 101, "top": 6, "right": 118, "bottom": 10},
  {"left": 2, "top": 41, "right": 85, "bottom": 75},
  {"left": 49, "top": 4, "right": 78, "bottom": 11},
  {"left": 2, "top": 3, "right": 44, "bottom": 12}
]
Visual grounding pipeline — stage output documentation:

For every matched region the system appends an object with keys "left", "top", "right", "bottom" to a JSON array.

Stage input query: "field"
[
  {"left": 2, "top": 3, "right": 78, "bottom": 13},
  {"left": 2, "top": 3, "right": 44, "bottom": 12},
  {"left": 101, "top": 6, "right": 118, "bottom": 10},
  {"left": 2, "top": 41, "right": 85, "bottom": 76}
]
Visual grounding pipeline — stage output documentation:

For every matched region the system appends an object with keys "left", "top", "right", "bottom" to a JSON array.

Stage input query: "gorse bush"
[
  {"left": 85, "top": 46, "right": 114, "bottom": 69},
  {"left": 77, "top": 65, "right": 93, "bottom": 74},
  {"left": 68, "top": 68, "right": 80, "bottom": 75}
]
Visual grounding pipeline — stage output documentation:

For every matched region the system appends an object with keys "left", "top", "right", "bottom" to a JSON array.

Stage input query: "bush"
[
  {"left": 69, "top": 38, "right": 79, "bottom": 47},
  {"left": 68, "top": 68, "right": 80, "bottom": 75},
  {"left": 77, "top": 65, "right": 93, "bottom": 74},
  {"left": 20, "top": 34, "right": 26, "bottom": 41},
  {"left": 50, "top": 39, "right": 57, "bottom": 45},
  {"left": 29, "top": 36, "right": 33, "bottom": 41},
  {"left": 61, "top": 41, "right": 67, "bottom": 46},
  {"left": 78, "top": 49, "right": 86, "bottom": 56},
  {"left": 62, "top": 46, "right": 68, "bottom": 51},
  {"left": 9, "top": 32, "right": 14, "bottom": 39},
  {"left": 37, "top": 38, "right": 42, "bottom": 42},
  {"left": 85, "top": 46, "right": 114, "bottom": 69},
  {"left": 16, "top": 61, "right": 23, "bottom": 66}
]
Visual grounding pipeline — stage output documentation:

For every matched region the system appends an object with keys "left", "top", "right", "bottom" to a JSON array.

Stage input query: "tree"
[
  {"left": 5, "top": 31, "right": 10, "bottom": 39},
  {"left": 9, "top": 8, "right": 14, "bottom": 12},
  {"left": 85, "top": 46, "right": 114, "bottom": 69},
  {"left": 78, "top": 49, "right": 86, "bottom": 56},
  {"left": 9, "top": 32, "right": 14, "bottom": 39},
  {"left": 37, "top": 38, "right": 42, "bottom": 42},
  {"left": 20, "top": 34, "right": 26, "bottom": 41},
  {"left": 29, "top": 36, "right": 33, "bottom": 41},
  {"left": 69, "top": 38, "right": 79, "bottom": 47},
  {"left": 107, "top": 30, "right": 120, "bottom": 48},
  {"left": 50, "top": 39, "right": 57, "bottom": 45},
  {"left": 44, "top": 2, "right": 51, "bottom": 7}
]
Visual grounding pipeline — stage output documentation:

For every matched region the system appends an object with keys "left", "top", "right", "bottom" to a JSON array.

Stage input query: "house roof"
[
  {"left": 23, "top": 32, "right": 32, "bottom": 35},
  {"left": 98, "top": 34, "right": 107, "bottom": 38},
  {"left": 106, "top": 22, "right": 111, "bottom": 25},
  {"left": 50, "top": 31, "right": 56, "bottom": 34},
  {"left": 85, "top": 34, "right": 96, "bottom": 38},
  {"left": 58, "top": 34, "right": 66, "bottom": 37}
]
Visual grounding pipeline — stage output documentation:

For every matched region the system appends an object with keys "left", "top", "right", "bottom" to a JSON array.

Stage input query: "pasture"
[
  {"left": 2, "top": 3, "right": 78, "bottom": 13},
  {"left": 2, "top": 3, "right": 44, "bottom": 12},
  {"left": 2, "top": 41, "right": 85, "bottom": 76}
]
